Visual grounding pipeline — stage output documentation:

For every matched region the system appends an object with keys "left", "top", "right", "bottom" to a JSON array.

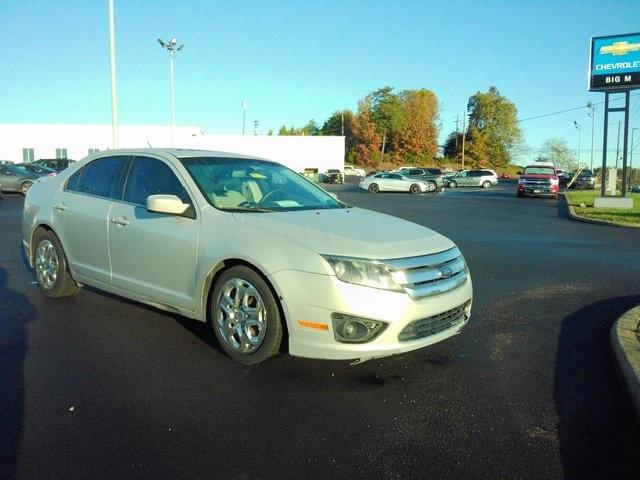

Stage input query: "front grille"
[
  {"left": 385, "top": 247, "right": 469, "bottom": 299},
  {"left": 398, "top": 302, "right": 470, "bottom": 342},
  {"left": 523, "top": 179, "right": 551, "bottom": 187}
]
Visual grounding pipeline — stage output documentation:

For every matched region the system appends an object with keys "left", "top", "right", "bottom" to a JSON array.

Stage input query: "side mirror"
[
  {"left": 147, "top": 194, "right": 189, "bottom": 216},
  {"left": 327, "top": 192, "right": 338, "bottom": 200}
]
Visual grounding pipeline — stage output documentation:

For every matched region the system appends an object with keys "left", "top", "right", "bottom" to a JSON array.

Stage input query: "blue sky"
[{"left": 1, "top": 0, "right": 639, "bottom": 162}]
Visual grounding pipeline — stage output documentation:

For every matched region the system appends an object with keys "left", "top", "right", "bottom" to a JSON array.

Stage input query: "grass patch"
[{"left": 564, "top": 190, "right": 640, "bottom": 226}]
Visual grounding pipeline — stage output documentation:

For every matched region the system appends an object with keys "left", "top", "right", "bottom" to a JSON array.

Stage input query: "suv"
[
  {"left": 396, "top": 167, "right": 444, "bottom": 192},
  {"left": 517, "top": 164, "right": 559, "bottom": 198},
  {"left": 32, "top": 158, "right": 75, "bottom": 172},
  {"left": 571, "top": 170, "right": 596, "bottom": 190},
  {"left": 446, "top": 169, "right": 497, "bottom": 188},
  {"left": 324, "top": 169, "right": 344, "bottom": 184}
]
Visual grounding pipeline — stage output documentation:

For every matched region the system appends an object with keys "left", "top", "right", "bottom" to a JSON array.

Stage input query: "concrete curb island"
[
  {"left": 610, "top": 306, "right": 640, "bottom": 419},
  {"left": 560, "top": 193, "right": 640, "bottom": 229}
]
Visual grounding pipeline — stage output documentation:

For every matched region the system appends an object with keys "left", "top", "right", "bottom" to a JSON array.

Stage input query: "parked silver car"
[
  {"left": 0, "top": 163, "right": 51, "bottom": 194},
  {"left": 22, "top": 149, "right": 472, "bottom": 365},
  {"left": 446, "top": 169, "right": 497, "bottom": 188},
  {"left": 359, "top": 172, "right": 434, "bottom": 194}
]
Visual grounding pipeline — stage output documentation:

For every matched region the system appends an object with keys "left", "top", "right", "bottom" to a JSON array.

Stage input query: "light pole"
[
  {"left": 108, "top": 0, "right": 119, "bottom": 148},
  {"left": 574, "top": 121, "right": 581, "bottom": 167},
  {"left": 157, "top": 37, "right": 184, "bottom": 147},
  {"left": 632, "top": 128, "right": 638, "bottom": 186},
  {"left": 241, "top": 101, "right": 248, "bottom": 135},
  {"left": 587, "top": 102, "right": 595, "bottom": 171}
]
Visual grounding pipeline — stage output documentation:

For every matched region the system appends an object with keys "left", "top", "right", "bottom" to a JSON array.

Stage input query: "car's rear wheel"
[
  {"left": 20, "top": 182, "right": 33, "bottom": 195},
  {"left": 410, "top": 183, "right": 421, "bottom": 194},
  {"left": 33, "top": 230, "right": 78, "bottom": 298},
  {"left": 482, "top": 181, "right": 491, "bottom": 188},
  {"left": 448, "top": 180, "right": 457, "bottom": 188},
  {"left": 210, "top": 266, "right": 283, "bottom": 365},
  {"left": 368, "top": 183, "right": 379, "bottom": 193},
  {"left": 425, "top": 181, "right": 437, "bottom": 193}
]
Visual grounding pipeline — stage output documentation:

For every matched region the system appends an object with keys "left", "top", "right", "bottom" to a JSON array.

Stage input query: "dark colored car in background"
[
  {"left": 396, "top": 167, "right": 444, "bottom": 192},
  {"left": 571, "top": 170, "right": 596, "bottom": 189},
  {"left": 18, "top": 163, "right": 58, "bottom": 176},
  {"left": 0, "top": 164, "right": 50, "bottom": 194},
  {"left": 324, "top": 169, "right": 344, "bottom": 184},
  {"left": 32, "top": 158, "right": 75, "bottom": 172}
]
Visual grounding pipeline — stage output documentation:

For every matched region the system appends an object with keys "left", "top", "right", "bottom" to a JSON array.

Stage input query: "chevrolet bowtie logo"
[{"left": 599, "top": 41, "right": 640, "bottom": 56}]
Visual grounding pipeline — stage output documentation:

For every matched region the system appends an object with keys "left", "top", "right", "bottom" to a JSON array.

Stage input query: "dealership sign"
[{"left": 589, "top": 32, "right": 640, "bottom": 90}]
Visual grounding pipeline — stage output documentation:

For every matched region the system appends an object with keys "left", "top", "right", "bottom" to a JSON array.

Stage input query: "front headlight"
[
  {"left": 322, "top": 255, "right": 403, "bottom": 292},
  {"left": 518, "top": 177, "right": 525, "bottom": 185}
]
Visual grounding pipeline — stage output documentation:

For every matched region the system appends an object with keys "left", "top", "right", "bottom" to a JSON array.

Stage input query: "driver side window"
[{"left": 124, "top": 156, "right": 192, "bottom": 207}]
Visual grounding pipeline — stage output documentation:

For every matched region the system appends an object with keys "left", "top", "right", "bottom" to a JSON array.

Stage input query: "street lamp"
[
  {"left": 241, "top": 101, "right": 248, "bottom": 135},
  {"left": 587, "top": 102, "right": 595, "bottom": 171},
  {"left": 108, "top": 0, "right": 119, "bottom": 148},
  {"left": 157, "top": 37, "right": 184, "bottom": 147},
  {"left": 631, "top": 127, "right": 639, "bottom": 186},
  {"left": 574, "top": 121, "right": 582, "bottom": 167}
]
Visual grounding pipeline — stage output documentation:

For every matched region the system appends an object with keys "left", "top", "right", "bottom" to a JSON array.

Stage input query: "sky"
[{"left": 1, "top": 0, "right": 639, "bottom": 163}]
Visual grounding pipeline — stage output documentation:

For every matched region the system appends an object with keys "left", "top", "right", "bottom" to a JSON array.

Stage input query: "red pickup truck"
[{"left": 517, "top": 164, "right": 559, "bottom": 199}]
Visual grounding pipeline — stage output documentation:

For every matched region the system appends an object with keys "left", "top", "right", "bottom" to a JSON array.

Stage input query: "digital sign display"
[{"left": 590, "top": 33, "right": 640, "bottom": 91}]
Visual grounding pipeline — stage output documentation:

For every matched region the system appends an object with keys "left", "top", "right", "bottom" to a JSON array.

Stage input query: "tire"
[
  {"left": 20, "top": 182, "right": 33, "bottom": 195},
  {"left": 517, "top": 191, "right": 524, "bottom": 198},
  {"left": 448, "top": 180, "right": 457, "bottom": 188},
  {"left": 482, "top": 181, "right": 491, "bottom": 189},
  {"left": 425, "top": 181, "right": 437, "bottom": 193},
  {"left": 210, "top": 265, "right": 283, "bottom": 365},
  {"left": 368, "top": 183, "right": 379, "bottom": 193},
  {"left": 409, "top": 183, "right": 421, "bottom": 194},
  {"left": 33, "top": 229, "right": 79, "bottom": 298}
]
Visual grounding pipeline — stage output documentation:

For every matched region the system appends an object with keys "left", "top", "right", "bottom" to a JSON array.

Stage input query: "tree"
[
  {"left": 369, "top": 86, "right": 405, "bottom": 158},
  {"left": 540, "top": 138, "right": 577, "bottom": 169},
  {"left": 321, "top": 110, "right": 355, "bottom": 151},
  {"left": 442, "top": 131, "right": 464, "bottom": 160},
  {"left": 352, "top": 97, "right": 382, "bottom": 167},
  {"left": 464, "top": 87, "right": 522, "bottom": 168},
  {"left": 395, "top": 89, "right": 439, "bottom": 161}
]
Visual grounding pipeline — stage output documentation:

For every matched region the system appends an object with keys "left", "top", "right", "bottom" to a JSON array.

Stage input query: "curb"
[
  {"left": 610, "top": 306, "right": 640, "bottom": 419},
  {"left": 560, "top": 193, "right": 640, "bottom": 229}
]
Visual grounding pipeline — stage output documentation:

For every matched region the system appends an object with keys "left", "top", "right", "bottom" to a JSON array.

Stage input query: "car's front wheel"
[
  {"left": 482, "top": 180, "right": 491, "bottom": 188},
  {"left": 448, "top": 180, "right": 457, "bottom": 188},
  {"left": 21, "top": 182, "right": 33, "bottom": 195},
  {"left": 33, "top": 229, "right": 79, "bottom": 298},
  {"left": 368, "top": 183, "right": 379, "bottom": 193},
  {"left": 409, "top": 183, "right": 421, "bottom": 194},
  {"left": 210, "top": 266, "right": 283, "bottom": 365}
]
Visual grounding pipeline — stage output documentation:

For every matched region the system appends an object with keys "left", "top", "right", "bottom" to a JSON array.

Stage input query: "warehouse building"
[{"left": 0, "top": 124, "right": 345, "bottom": 173}]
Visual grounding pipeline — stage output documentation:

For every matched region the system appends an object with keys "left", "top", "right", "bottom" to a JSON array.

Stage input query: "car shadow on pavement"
[
  {"left": 0, "top": 266, "right": 36, "bottom": 479},
  {"left": 554, "top": 295, "right": 640, "bottom": 479}
]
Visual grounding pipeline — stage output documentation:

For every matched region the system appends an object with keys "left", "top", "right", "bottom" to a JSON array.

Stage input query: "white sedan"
[{"left": 359, "top": 172, "right": 432, "bottom": 194}]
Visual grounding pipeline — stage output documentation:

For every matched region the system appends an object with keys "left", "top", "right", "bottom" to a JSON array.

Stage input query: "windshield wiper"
[{"left": 218, "top": 206, "right": 272, "bottom": 213}]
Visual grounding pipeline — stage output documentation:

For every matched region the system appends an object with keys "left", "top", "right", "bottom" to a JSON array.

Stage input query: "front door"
[{"left": 108, "top": 155, "right": 199, "bottom": 311}]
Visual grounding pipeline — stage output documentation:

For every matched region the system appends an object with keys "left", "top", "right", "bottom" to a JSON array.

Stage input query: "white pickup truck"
[{"left": 344, "top": 164, "right": 366, "bottom": 176}]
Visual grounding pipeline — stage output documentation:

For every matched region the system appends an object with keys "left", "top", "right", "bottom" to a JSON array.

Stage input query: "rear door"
[
  {"left": 54, "top": 155, "right": 130, "bottom": 284},
  {"left": 108, "top": 155, "right": 199, "bottom": 311}
]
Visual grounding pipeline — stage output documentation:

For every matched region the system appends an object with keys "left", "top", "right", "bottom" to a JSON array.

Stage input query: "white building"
[{"left": 0, "top": 124, "right": 345, "bottom": 173}]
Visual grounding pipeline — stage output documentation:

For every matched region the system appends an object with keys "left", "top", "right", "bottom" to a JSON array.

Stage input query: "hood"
[
  {"left": 232, "top": 207, "right": 454, "bottom": 259},
  {"left": 523, "top": 173, "right": 556, "bottom": 179}
]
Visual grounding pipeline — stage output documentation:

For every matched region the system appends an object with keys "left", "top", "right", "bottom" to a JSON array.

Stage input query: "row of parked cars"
[
  {"left": 358, "top": 167, "right": 499, "bottom": 194},
  {"left": 0, "top": 158, "right": 75, "bottom": 194}
]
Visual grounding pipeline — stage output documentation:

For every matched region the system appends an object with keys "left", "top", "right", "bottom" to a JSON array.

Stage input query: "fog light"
[{"left": 331, "top": 313, "right": 387, "bottom": 343}]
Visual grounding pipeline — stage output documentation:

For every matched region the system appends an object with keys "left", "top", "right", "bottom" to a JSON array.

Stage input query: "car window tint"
[
  {"left": 124, "top": 156, "right": 191, "bottom": 206},
  {"left": 67, "top": 156, "right": 128, "bottom": 199},
  {"left": 408, "top": 169, "right": 421, "bottom": 175}
]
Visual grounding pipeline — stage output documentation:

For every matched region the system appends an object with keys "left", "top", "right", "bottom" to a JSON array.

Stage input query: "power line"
[{"left": 518, "top": 92, "right": 640, "bottom": 123}]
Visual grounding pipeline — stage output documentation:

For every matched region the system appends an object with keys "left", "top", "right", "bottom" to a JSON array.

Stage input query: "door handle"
[
  {"left": 54, "top": 204, "right": 67, "bottom": 212},
  {"left": 110, "top": 216, "right": 130, "bottom": 226}
]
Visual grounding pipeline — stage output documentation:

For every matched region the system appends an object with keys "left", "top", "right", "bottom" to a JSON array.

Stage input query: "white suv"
[{"left": 22, "top": 149, "right": 472, "bottom": 365}]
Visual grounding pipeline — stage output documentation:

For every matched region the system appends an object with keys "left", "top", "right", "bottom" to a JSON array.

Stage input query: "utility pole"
[
  {"left": 615, "top": 120, "right": 621, "bottom": 169},
  {"left": 631, "top": 128, "right": 638, "bottom": 186},
  {"left": 574, "top": 121, "right": 581, "bottom": 166},
  {"left": 241, "top": 101, "right": 248, "bottom": 135},
  {"left": 253, "top": 120, "right": 259, "bottom": 135},
  {"left": 108, "top": 0, "right": 119, "bottom": 148},
  {"left": 454, "top": 116, "right": 460, "bottom": 157},
  {"left": 341, "top": 112, "right": 344, "bottom": 136},
  {"left": 587, "top": 102, "right": 595, "bottom": 171},
  {"left": 461, "top": 114, "right": 466, "bottom": 169}
]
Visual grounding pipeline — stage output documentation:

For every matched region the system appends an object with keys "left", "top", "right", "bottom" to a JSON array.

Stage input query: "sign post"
[{"left": 589, "top": 32, "right": 640, "bottom": 197}]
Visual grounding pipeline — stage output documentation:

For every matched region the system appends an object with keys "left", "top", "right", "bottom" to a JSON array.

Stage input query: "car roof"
[{"left": 91, "top": 148, "right": 269, "bottom": 162}]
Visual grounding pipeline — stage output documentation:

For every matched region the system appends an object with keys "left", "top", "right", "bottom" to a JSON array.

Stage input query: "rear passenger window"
[
  {"left": 66, "top": 156, "right": 129, "bottom": 199},
  {"left": 124, "top": 156, "right": 192, "bottom": 206}
]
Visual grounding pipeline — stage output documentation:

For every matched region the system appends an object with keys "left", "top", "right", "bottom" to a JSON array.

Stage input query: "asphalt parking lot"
[{"left": 1, "top": 182, "right": 639, "bottom": 480}]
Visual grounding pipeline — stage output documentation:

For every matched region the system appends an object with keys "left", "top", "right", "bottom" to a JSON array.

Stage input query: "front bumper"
[
  {"left": 518, "top": 184, "right": 558, "bottom": 197},
  {"left": 269, "top": 269, "right": 473, "bottom": 361}
]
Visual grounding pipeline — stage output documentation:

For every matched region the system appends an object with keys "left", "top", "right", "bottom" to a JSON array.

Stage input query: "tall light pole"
[
  {"left": 631, "top": 127, "right": 638, "bottom": 186},
  {"left": 574, "top": 121, "right": 581, "bottom": 166},
  {"left": 587, "top": 102, "right": 595, "bottom": 171},
  {"left": 241, "top": 101, "right": 248, "bottom": 135},
  {"left": 108, "top": 0, "right": 119, "bottom": 148},
  {"left": 157, "top": 37, "right": 184, "bottom": 147},
  {"left": 461, "top": 113, "right": 466, "bottom": 169}
]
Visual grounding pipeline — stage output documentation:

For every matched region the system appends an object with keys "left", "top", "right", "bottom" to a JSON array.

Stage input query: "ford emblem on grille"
[{"left": 439, "top": 266, "right": 453, "bottom": 278}]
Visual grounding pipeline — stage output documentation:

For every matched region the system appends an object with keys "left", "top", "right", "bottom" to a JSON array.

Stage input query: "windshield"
[
  {"left": 6, "top": 165, "right": 30, "bottom": 175},
  {"left": 21, "top": 164, "right": 55, "bottom": 174},
  {"left": 524, "top": 167, "right": 555, "bottom": 175},
  {"left": 181, "top": 157, "right": 345, "bottom": 212}
]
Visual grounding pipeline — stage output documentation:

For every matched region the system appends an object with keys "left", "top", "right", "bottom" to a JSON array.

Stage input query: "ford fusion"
[{"left": 22, "top": 149, "right": 472, "bottom": 365}]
